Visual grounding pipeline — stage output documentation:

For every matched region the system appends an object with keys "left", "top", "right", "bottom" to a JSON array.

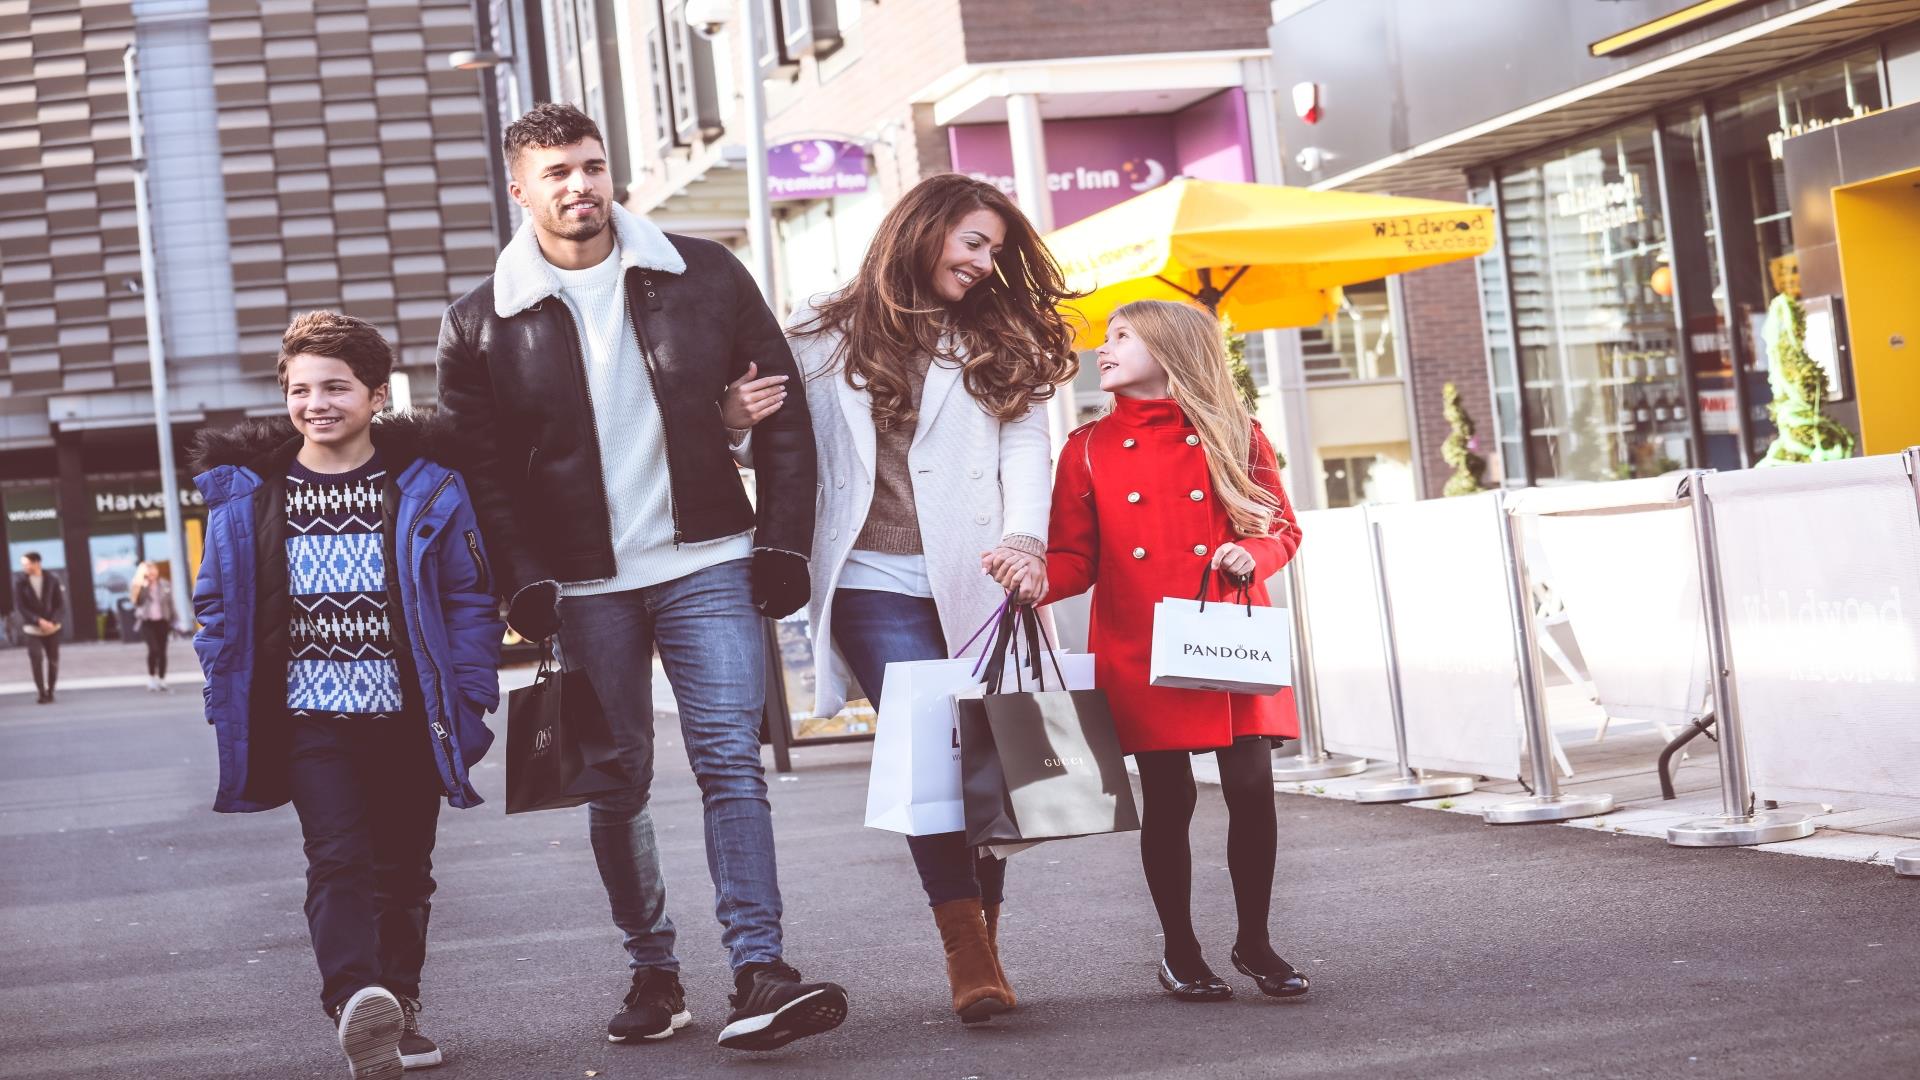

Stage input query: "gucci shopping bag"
[
  {"left": 958, "top": 605, "right": 1139, "bottom": 847},
  {"left": 865, "top": 601, "right": 1093, "bottom": 836},
  {"left": 1150, "top": 567, "right": 1293, "bottom": 695},
  {"left": 504, "top": 642, "right": 629, "bottom": 814}
]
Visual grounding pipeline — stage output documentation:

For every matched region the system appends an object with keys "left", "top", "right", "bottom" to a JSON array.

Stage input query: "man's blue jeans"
[
  {"left": 560, "top": 558, "right": 782, "bottom": 974},
  {"left": 831, "top": 587, "right": 1007, "bottom": 908}
]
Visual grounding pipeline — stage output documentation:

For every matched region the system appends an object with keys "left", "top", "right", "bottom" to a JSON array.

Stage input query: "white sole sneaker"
[
  {"left": 399, "top": 1045, "right": 444, "bottom": 1069},
  {"left": 338, "top": 987, "right": 405, "bottom": 1079},
  {"left": 607, "top": 1009, "right": 692, "bottom": 1043},
  {"left": 717, "top": 986, "right": 848, "bottom": 1052}
]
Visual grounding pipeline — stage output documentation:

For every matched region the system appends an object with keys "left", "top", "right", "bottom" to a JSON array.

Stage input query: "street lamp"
[
  {"left": 448, "top": 47, "right": 523, "bottom": 242},
  {"left": 682, "top": 0, "right": 776, "bottom": 305},
  {"left": 122, "top": 45, "right": 194, "bottom": 633}
]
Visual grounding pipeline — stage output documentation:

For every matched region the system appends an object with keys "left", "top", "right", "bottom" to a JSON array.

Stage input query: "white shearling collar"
[{"left": 492, "top": 202, "right": 688, "bottom": 319}]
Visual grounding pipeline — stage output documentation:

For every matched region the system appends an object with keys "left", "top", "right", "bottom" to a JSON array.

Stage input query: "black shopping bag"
[
  {"left": 959, "top": 605, "right": 1140, "bottom": 846},
  {"left": 505, "top": 642, "right": 629, "bottom": 814}
]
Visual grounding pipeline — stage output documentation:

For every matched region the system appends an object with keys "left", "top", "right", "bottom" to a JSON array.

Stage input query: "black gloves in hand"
[
  {"left": 506, "top": 579, "right": 562, "bottom": 641},
  {"left": 751, "top": 549, "right": 810, "bottom": 620}
]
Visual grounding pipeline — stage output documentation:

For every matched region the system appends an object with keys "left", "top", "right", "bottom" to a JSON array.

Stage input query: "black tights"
[{"left": 1135, "top": 737, "right": 1282, "bottom": 981}]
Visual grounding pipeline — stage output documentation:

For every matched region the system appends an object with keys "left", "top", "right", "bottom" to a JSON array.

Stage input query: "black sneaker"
[
  {"left": 608, "top": 967, "right": 691, "bottom": 1043},
  {"left": 397, "top": 996, "right": 442, "bottom": 1069},
  {"left": 716, "top": 961, "right": 848, "bottom": 1052},
  {"left": 335, "top": 986, "right": 405, "bottom": 1080}
]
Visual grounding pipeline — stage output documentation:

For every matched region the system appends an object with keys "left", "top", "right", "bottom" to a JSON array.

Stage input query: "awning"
[{"left": 1044, "top": 179, "right": 1494, "bottom": 348}]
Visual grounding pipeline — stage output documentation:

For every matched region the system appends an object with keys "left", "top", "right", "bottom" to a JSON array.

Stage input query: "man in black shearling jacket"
[{"left": 436, "top": 105, "right": 844, "bottom": 1052}]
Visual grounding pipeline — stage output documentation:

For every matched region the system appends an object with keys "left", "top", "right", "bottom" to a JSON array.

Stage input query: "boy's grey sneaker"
[
  {"left": 336, "top": 986, "right": 405, "bottom": 1080},
  {"left": 397, "top": 996, "right": 442, "bottom": 1069},
  {"left": 608, "top": 968, "right": 691, "bottom": 1043},
  {"left": 716, "top": 961, "right": 848, "bottom": 1052}
]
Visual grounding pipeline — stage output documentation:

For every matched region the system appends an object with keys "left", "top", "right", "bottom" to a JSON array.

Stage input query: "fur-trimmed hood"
[
  {"left": 189, "top": 409, "right": 465, "bottom": 475},
  {"left": 491, "top": 201, "right": 687, "bottom": 319}
]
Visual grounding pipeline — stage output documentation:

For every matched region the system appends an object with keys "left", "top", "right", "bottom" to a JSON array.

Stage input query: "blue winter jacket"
[{"left": 190, "top": 413, "right": 503, "bottom": 813}]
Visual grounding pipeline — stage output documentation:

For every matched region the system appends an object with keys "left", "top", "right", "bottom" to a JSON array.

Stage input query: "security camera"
[{"left": 683, "top": 0, "right": 731, "bottom": 39}]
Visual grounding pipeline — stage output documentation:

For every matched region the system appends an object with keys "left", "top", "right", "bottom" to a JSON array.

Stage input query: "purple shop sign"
[
  {"left": 948, "top": 89, "right": 1253, "bottom": 228},
  {"left": 767, "top": 139, "right": 870, "bottom": 201}
]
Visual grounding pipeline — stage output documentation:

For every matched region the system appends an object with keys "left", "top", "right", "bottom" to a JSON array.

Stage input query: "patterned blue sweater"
[{"left": 285, "top": 453, "right": 403, "bottom": 720}]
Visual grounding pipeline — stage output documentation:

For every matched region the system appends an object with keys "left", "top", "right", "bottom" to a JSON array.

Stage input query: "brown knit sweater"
[{"left": 854, "top": 354, "right": 935, "bottom": 554}]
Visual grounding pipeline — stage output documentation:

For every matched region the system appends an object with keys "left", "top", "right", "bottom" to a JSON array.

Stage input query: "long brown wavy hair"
[{"left": 793, "top": 173, "right": 1080, "bottom": 426}]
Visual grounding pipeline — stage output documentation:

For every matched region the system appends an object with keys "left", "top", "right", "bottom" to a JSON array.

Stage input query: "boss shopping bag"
[
  {"left": 505, "top": 641, "right": 629, "bottom": 814},
  {"left": 958, "top": 605, "right": 1139, "bottom": 847},
  {"left": 1149, "top": 566, "right": 1294, "bottom": 695}
]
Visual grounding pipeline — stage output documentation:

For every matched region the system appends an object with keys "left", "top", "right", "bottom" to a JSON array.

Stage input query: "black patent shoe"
[
  {"left": 1230, "top": 946, "right": 1310, "bottom": 998},
  {"left": 1157, "top": 958, "right": 1233, "bottom": 1002}
]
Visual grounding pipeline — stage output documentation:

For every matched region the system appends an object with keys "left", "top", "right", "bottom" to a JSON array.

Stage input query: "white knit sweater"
[{"left": 553, "top": 245, "right": 749, "bottom": 595}]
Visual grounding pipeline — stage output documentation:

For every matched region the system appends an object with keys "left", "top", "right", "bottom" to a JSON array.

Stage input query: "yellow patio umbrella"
[{"left": 1045, "top": 178, "right": 1497, "bottom": 349}]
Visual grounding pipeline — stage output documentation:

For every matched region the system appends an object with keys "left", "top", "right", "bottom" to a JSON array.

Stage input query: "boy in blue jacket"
[{"left": 191, "top": 311, "right": 503, "bottom": 1079}]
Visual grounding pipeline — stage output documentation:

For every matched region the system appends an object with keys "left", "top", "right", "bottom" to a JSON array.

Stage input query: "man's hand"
[
  {"left": 981, "top": 546, "right": 1047, "bottom": 604},
  {"left": 36, "top": 618, "right": 57, "bottom": 634},
  {"left": 505, "top": 579, "right": 562, "bottom": 641},
  {"left": 751, "top": 550, "right": 810, "bottom": 620},
  {"left": 720, "top": 362, "right": 789, "bottom": 431}
]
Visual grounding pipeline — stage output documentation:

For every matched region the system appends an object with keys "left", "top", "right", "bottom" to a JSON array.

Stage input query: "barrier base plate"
[
  {"left": 1271, "top": 753, "right": 1368, "bottom": 782},
  {"left": 1894, "top": 846, "right": 1920, "bottom": 877},
  {"left": 1354, "top": 773, "right": 1475, "bottom": 804},
  {"left": 1484, "top": 792, "right": 1613, "bottom": 824},
  {"left": 1666, "top": 811, "right": 1815, "bottom": 847}
]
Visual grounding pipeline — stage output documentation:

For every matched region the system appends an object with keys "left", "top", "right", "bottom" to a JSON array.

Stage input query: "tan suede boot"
[
  {"left": 932, "top": 899, "right": 1011, "bottom": 1024},
  {"left": 983, "top": 903, "right": 1016, "bottom": 1007}
]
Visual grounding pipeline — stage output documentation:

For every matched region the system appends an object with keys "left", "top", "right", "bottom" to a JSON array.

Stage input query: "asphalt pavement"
[{"left": 3, "top": 681, "right": 1917, "bottom": 1080}]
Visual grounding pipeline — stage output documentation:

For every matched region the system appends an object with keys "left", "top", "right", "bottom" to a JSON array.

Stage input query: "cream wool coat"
[{"left": 783, "top": 317, "right": 1054, "bottom": 718}]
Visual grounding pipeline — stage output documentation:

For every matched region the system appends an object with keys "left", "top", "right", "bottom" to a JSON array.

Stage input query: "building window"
[
  {"left": 1321, "top": 455, "right": 1414, "bottom": 508},
  {"left": 1498, "top": 121, "right": 1692, "bottom": 483},
  {"left": 1704, "top": 48, "right": 1883, "bottom": 462},
  {"left": 663, "top": 0, "right": 723, "bottom": 143},
  {"left": 643, "top": 16, "right": 678, "bottom": 155},
  {"left": 1300, "top": 278, "right": 1399, "bottom": 383}
]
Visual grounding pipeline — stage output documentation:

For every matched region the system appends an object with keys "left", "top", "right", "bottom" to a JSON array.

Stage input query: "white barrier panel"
[
  {"left": 1510, "top": 477, "right": 1711, "bottom": 728},
  {"left": 1704, "top": 455, "right": 1920, "bottom": 809},
  {"left": 1295, "top": 506, "right": 1398, "bottom": 763},
  {"left": 1370, "top": 493, "right": 1524, "bottom": 780}
]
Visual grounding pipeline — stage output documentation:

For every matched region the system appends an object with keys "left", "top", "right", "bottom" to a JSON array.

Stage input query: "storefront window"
[
  {"left": 1300, "top": 278, "right": 1398, "bottom": 383},
  {"left": 1499, "top": 121, "right": 1692, "bottom": 483},
  {"left": 1470, "top": 178, "right": 1527, "bottom": 485},
  {"left": 87, "top": 474, "right": 204, "bottom": 632},
  {"left": 1707, "top": 49, "right": 1883, "bottom": 461}
]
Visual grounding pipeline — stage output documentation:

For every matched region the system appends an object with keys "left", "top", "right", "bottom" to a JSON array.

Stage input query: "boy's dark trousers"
[{"left": 287, "top": 711, "right": 443, "bottom": 1016}]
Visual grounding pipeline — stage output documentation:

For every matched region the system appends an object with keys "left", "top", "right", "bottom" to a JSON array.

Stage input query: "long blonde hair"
[
  {"left": 131, "top": 561, "right": 161, "bottom": 602},
  {"left": 1111, "top": 300, "right": 1281, "bottom": 538}
]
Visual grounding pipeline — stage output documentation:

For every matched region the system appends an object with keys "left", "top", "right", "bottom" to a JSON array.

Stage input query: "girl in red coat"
[{"left": 1040, "top": 299, "right": 1307, "bottom": 1002}]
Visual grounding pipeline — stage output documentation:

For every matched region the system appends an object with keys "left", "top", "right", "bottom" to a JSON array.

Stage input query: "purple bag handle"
[{"left": 962, "top": 593, "right": 1015, "bottom": 677}]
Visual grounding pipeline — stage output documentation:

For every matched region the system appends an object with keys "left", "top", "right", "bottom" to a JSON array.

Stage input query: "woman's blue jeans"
[{"left": 831, "top": 587, "right": 1007, "bottom": 908}]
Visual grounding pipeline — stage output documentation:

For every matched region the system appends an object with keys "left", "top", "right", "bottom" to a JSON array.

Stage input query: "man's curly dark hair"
[{"left": 502, "top": 102, "right": 604, "bottom": 172}]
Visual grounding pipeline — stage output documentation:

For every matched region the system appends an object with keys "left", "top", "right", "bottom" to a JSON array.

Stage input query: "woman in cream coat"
[{"left": 728, "top": 174, "right": 1078, "bottom": 1025}]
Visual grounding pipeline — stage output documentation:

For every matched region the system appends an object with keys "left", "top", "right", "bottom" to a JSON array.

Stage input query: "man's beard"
[{"left": 542, "top": 203, "right": 609, "bottom": 241}]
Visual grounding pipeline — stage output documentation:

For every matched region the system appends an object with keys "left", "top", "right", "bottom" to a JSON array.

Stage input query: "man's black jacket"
[
  {"left": 434, "top": 208, "right": 815, "bottom": 598},
  {"left": 12, "top": 570, "right": 65, "bottom": 628}
]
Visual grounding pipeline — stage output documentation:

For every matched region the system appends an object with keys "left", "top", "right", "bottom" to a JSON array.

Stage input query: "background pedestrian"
[
  {"left": 13, "top": 552, "right": 64, "bottom": 704},
  {"left": 130, "top": 561, "right": 173, "bottom": 692}
]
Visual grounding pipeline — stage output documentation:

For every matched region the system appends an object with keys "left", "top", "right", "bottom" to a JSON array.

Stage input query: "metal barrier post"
[
  {"left": 1485, "top": 492, "right": 1613, "bottom": 824},
  {"left": 1272, "top": 555, "right": 1368, "bottom": 781},
  {"left": 1667, "top": 470, "right": 1815, "bottom": 847},
  {"left": 1897, "top": 448, "right": 1920, "bottom": 876},
  {"left": 1355, "top": 517, "right": 1476, "bottom": 804}
]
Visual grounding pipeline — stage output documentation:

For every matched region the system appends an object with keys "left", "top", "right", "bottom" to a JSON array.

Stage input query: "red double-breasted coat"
[{"left": 1042, "top": 395, "right": 1302, "bottom": 754}]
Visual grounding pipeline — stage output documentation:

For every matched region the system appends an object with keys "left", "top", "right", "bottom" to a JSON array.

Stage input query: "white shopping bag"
[
  {"left": 865, "top": 649, "right": 1095, "bottom": 837},
  {"left": 1149, "top": 597, "right": 1293, "bottom": 695}
]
